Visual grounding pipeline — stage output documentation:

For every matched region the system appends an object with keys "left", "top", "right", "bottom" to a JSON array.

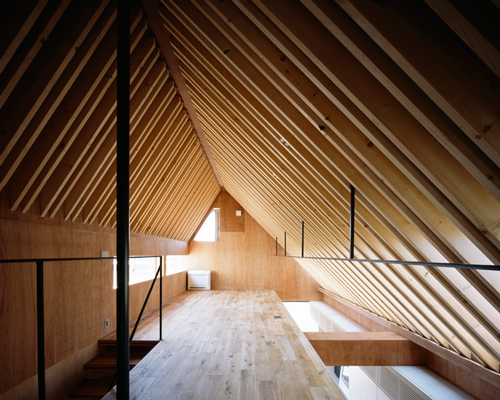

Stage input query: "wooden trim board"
[
  {"left": 304, "top": 331, "right": 425, "bottom": 366},
  {"left": 320, "top": 288, "right": 500, "bottom": 398}
]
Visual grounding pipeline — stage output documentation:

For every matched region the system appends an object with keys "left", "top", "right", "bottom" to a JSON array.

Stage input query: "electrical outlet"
[{"left": 105, "top": 319, "right": 109, "bottom": 328}]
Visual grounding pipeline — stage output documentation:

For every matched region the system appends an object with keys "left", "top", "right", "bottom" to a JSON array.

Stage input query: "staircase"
[{"left": 68, "top": 339, "right": 158, "bottom": 399}]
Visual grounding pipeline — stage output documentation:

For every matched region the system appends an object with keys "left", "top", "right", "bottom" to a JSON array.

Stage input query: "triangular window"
[{"left": 194, "top": 208, "right": 220, "bottom": 241}]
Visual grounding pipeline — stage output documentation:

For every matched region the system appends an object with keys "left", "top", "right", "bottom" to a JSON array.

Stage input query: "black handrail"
[
  {"left": 108, "top": 258, "right": 163, "bottom": 392},
  {"left": 274, "top": 254, "right": 500, "bottom": 271},
  {"left": 0, "top": 255, "right": 164, "bottom": 400},
  {"left": 0, "top": 255, "right": 159, "bottom": 264},
  {"left": 275, "top": 212, "right": 500, "bottom": 271},
  {"left": 130, "top": 259, "right": 163, "bottom": 342},
  {"left": 275, "top": 185, "right": 500, "bottom": 271}
]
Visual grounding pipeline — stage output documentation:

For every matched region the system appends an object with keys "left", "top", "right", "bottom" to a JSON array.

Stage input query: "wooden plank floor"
[{"left": 103, "top": 290, "right": 345, "bottom": 400}]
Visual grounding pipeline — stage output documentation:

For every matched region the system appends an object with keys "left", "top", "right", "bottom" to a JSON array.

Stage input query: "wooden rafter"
[
  {"left": 158, "top": 0, "right": 500, "bottom": 375},
  {"left": 0, "top": 1, "right": 219, "bottom": 242},
  {"left": 141, "top": 0, "right": 223, "bottom": 188},
  {"left": 1, "top": 0, "right": 500, "bottom": 391}
]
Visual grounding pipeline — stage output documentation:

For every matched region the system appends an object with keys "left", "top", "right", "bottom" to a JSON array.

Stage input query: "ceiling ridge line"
[{"left": 141, "top": 0, "right": 223, "bottom": 188}]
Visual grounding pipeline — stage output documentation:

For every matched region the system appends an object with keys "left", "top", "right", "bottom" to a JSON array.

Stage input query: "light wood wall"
[
  {"left": 0, "top": 271, "right": 187, "bottom": 400},
  {"left": 187, "top": 190, "right": 321, "bottom": 301},
  {"left": 129, "top": 271, "right": 187, "bottom": 324},
  {"left": 0, "top": 205, "right": 187, "bottom": 397}
]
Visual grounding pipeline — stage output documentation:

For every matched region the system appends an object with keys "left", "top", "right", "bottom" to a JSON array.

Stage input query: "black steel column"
[
  {"left": 301, "top": 220, "right": 305, "bottom": 257},
  {"left": 36, "top": 261, "right": 46, "bottom": 400},
  {"left": 349, "top": 185, "right": 355, "bottom": 259},
  {"left": 275, "top": 237, "right": 278, "bottom": 256},
  {"left": 159, "top": 256, "right": 163, "bottom": 340},
  {"left": 116, "top": 0, "right": 130, "bottom": 398},
  {"left": 284, "top": 232, "right": 287, "bottom": 256}
]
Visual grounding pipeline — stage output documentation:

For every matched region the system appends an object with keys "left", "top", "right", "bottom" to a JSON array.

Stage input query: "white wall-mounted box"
[{"left": 187, "top": 270, "right": 211, "bottom": 290}]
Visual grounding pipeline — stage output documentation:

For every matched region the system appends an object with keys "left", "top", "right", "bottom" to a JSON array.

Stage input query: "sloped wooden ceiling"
[
  {"left": 0, "top": 0, "right": 220, "bottom": 242},
  {"left": 2, "top": 0, "right": 500, "bottom": 379},
  {"left": 155, "top": 0, "right": 500, "bottom": 373}
]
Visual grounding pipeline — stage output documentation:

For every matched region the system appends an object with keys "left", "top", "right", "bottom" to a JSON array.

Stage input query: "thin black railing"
[
  {"left": 349, "top": 185, "right": 355, "bottom": 259},
  {"left": 274, "top": 185, "right": 500, "bottom": 271},
  {"left": 0, "top": 255, "right": 164, "bottom": 400},
  {"left": 275, "top": 254, "right": 500, "bottom": 271},
  {"left": 108, "top": 259, "right": 163, "bottom": 392}
]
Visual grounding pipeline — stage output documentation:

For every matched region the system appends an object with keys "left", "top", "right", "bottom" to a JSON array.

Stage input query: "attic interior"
[{"left": 1, "top": 0, "right": 500, "bottom": 399}]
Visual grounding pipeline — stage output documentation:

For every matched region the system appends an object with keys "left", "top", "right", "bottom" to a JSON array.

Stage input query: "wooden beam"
[
  {"left": 424, "top": 0, "right": 500, "bottom": 79},
  {"left": 335, "top": 0, "right": 500, "bottom": 168},
  {"left": 301, "top": 0, "right": 500, "bottom": 203},
  {"left": 0, "top": 0, "right": 111, "bottom": 189},
  {"left": 41, "top": 22, "right": 154, "bottom": 218},
  {"left": 0, "top": 0, "right": 64, "bottom": 106},
  {"left": 320, "top": 288, "right": 500, "bottom": 390},
  {"left": 304, "top": 331, "right": 425, "bottom": 366},
  {"left": 13, "top": 5, "right": 118, "bottom": 213},
  {"left": 141, "top": 0, "right": 223, "bottom": 187}
]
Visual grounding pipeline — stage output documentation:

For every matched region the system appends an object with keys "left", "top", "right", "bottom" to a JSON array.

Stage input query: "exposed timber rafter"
[{"left": 141, "top": 0, "right": 223, "bottom": 187}]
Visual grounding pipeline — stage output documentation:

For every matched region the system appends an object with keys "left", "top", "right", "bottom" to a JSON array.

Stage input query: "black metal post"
[
  {"left": 159, "top": 256, "right": 163, "bottom": 340},
  {"left": 36, "top": 261, "right": 46, "bottom": 400},
  {"left": 349, "top": 185, "right": 355, "bottom": 259},
  {"left": 129, "top": 264, "right": 162, "bottom": 341},
  {"left": 275, "top": 237, "right": 278, "bottom": 256},
  {"left": 301, "top": 220, "right": 305, "bottom": 258},
  {"left": 108, "top": 257, "right": 162, "bottom": 393},
  {"left": 284, "top": 232, "right": 287, "bottom": 256},
  {"left": 116, "top": 0, "right": 130, "bottom": 397}
]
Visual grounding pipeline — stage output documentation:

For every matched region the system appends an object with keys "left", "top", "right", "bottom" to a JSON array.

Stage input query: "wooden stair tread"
[
  {"left": 68, "top": 379, "right": 111, "bottom": 397},
  {"left": 84, "top": 354, "right": 143, "bottom": 369},
  {"left": 98, "top": 340, "right": 159, "bottom": 355},
  {"left": 69, "top": 338, "right": 158, "bottom": 397},
  {"left": 98, "top": 339, "right": 159, "bottom": 346}
]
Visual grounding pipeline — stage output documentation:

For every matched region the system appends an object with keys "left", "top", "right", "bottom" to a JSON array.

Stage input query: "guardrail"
[{"left": 0, "top": 255, "right": 164, "bottom": 400}]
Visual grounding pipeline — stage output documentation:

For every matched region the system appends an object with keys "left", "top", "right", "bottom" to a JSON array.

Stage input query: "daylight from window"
[
  {"left": 113, "top": 257, "right": 159, "bottom": 288},
  {"left": 283, "top": 302, "right": 319, "bottom": 332},
  {"left": 194, "top": 209, "right": 220, "bottom": 241},
  {"left": 166, "top": 255, "right": 185, "bottom": 275}
]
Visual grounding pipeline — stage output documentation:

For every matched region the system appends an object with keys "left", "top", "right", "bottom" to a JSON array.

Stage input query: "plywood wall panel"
[
  {"left": 219, "top": 191, "right": 245, "bottom": 232},
  {"left": 0, "top": 210, "right": 187, "bottom": 396},
  {"left": 187, "top": 190, "right": 320, "bottom": 301},
  {"left": 425, "top": 351, "right": 500, "bottom": 400},
  {"left": 128, "top": 271, "right": 187, "bottom": 323},
  {"left": 0, "top": 263, "right": 37, "bottom": 394},
  {"left": 0, "top": 341, "right": 99, "bottom": 400}
]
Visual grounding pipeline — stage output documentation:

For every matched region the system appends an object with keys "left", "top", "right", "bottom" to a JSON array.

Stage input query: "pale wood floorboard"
[{"left": 103, "top": 290, "right": 344, "bottom": 400}]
